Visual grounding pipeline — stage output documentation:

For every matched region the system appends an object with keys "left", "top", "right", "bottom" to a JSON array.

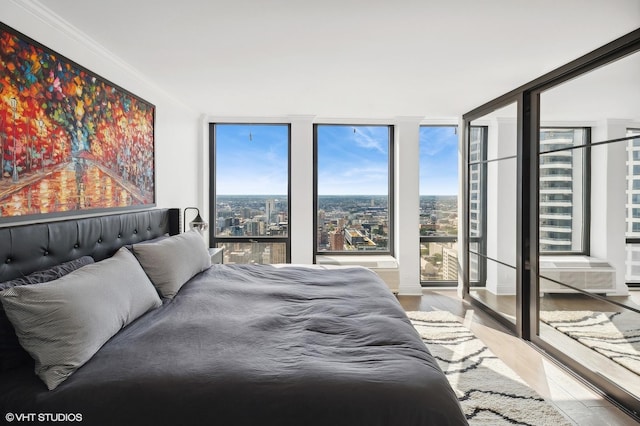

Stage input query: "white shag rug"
[
  {"left": 407, "top": 311, "right": 572, "bottom": 426},
  {"left": 540, "top": 310, "right": 640, "bottom": 376}
]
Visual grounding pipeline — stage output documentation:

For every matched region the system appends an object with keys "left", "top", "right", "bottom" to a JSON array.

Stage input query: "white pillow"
[
  {"left": 132, "top": 231, "right": 211, "bottom": 299},
  {"left": 0, "top": 248, "right": 162, "bottom": 390}
]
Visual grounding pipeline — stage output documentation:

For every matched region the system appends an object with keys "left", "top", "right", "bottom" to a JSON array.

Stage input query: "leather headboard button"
[
  {"left": 5, "top": 258, "right": 11, "bottom": 263},
  {"left": 98, "top": 238, "right": 102, "bottom": 243},
  {"left": 133, "top": 229, "right": 138, "bottom": 234},
  {"left": 44, "top": 251, "right": 49, "bottom": 256},
  {"left": 118, "top": 234, "right": 122, "bottom": 238},
  {"left": 74, "top": 244, "right": 79, "bottom": 248}
]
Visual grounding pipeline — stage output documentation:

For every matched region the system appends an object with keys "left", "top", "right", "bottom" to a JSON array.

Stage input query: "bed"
[{"left": 0, "top": 209, "right": 467, "bottom": 425}]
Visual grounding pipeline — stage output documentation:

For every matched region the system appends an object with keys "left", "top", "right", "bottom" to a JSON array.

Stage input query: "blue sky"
[
  {"left": 215, "top": 124, "right": 289, "bottom": 195},
  {"left": 317, "top": 125, "right": 390, "bottom": 195},
  {"left": 214, "top": 124, "right": 458, "bottom": 196},
  {"left": 419, "top": 126, "right": 458, "bottom": 196}
]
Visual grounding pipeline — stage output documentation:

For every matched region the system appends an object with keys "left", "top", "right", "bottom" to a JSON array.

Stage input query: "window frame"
[
  {"left": 313, "top": 123, "right": 395, "bottom": 259},
  {"left": 208, "top": 122, "right": 292, "bottom": 263}
]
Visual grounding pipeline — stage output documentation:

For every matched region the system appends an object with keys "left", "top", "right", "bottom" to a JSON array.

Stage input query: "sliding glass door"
[
  {"left": 462, "top": 29, "right": 640, "bottom": 414},
  {"left": 534, "top": 49, "right": 640, "bottom": 408}
]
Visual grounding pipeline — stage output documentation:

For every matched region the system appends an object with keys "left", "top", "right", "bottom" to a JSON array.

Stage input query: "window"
[
  {"left": 314, "top": 124, "right": 393, "bottom": 255},
  {"left": 419, "top": 125, "right": 458, "bottom": 285},
  {"left": 210, "top": 123, "right": 290, "bottom": 264},
  {"left": 539, "top": 128, "right": 589, "bottom": 254}
]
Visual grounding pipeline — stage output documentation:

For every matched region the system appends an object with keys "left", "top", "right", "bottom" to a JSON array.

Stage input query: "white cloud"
[{"left": 352, "top": 127, "right": 386, "bottom": 154}]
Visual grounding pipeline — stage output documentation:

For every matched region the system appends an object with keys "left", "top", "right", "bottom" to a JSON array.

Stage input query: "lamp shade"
[
  {"left": 183, "top": 207, "right": 209, "bottom": 235},
  {"left": 189, "top": 213, "right": 209, "bottom": 235}
]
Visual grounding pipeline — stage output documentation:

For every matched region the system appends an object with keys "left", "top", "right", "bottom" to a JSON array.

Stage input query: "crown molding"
[
  {"left": 8, "top": 0, "right": 194, "bottom": 112},
  {"left": 9, "top": 0, "right": 137, "bottom": 76}
]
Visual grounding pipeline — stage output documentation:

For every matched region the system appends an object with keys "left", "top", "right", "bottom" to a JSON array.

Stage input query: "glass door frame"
[{"left": 462, "top": 94, "right": 529, "bottom": 338}]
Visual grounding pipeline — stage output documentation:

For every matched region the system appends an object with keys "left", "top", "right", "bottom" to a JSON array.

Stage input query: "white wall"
[
  {"left": 3, "top": 0, "right": 201, "bottom": 214},
  {"left": 590, "top": 119, "right": 632, "bottom": 295},
  {"left": 289, "top": 116, "right": 316, "bottom": 265},
  {"left": 485, "top": 116, "right": 518, "bottom": 295},
  {"left": 394, "top": 118, "right": 422, "bottom": 295}
]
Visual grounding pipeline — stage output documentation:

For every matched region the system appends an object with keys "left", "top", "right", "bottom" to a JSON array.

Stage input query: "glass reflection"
[{"left": 468, "top": 101, "right": 518, "bottom": 324}]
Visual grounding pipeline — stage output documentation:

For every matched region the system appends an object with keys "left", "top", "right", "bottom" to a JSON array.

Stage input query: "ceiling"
[{"left": 39, "top": 0, "right": 640, "bottom": 119}]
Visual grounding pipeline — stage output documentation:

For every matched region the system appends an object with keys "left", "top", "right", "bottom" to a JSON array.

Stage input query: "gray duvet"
[{"left": 0, "top": 264, "right": 467, "bottom": 425}]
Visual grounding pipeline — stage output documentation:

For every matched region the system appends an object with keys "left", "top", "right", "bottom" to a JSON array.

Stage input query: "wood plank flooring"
[{"left": 397, "top": 289, "right": 640, "bottom": 426}]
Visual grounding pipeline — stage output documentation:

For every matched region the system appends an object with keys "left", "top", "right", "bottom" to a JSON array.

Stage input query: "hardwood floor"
[{"left": 398, "top": 289, "right": 640, "bottom": 426}]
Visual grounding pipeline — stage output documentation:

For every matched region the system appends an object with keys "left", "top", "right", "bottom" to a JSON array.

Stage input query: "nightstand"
[{"left": 208, "top": 247, "right": 223, "bottom": 264}]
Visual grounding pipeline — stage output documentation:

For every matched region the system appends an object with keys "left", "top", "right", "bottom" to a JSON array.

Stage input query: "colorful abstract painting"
[{"left": 0, "top": 23, "right": 155, "bottom": 223}]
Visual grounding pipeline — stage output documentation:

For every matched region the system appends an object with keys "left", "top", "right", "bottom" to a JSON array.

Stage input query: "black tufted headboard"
[{"left": 0, "top": 209, "right": 181, "bottom": 282}]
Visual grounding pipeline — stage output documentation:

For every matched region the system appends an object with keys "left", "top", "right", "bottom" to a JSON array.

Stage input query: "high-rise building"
[
  {"left": 318, "top": 225, "right": 328, "bottom": 249},
  {"left": 329, "top": 229, "right": 344, "bottom": 251},
  {"left": 468, "top": 127, "right": 483, "bottom": 282},
  {"left": 626, "top": 129, "right": 640, "bottom": 282},
  {"left": 270, "top": 243, "right": 287, "bottom": 264},
  {"left": 245, "top": 220, "right": 260, "bottom": 236},
  {"left": 539, "top": 129, "right": 585, "bottom": 252},
  {"left": 265, "top": 199, "right": 275, "bottom": 225},
  {"left": 442, "top": 243, "right": 459, "bottom": 281}
]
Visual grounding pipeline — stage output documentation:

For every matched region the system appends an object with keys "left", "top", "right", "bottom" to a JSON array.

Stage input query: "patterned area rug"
[
  {"left": 407, "top": 311, "right": 572, "bottom": 426},
  {"left": 540, "top": 310, "right": 640, "bottom": 376}
]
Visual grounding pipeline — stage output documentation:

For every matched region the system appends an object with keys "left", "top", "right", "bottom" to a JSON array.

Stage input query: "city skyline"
[{"left": 214, "top": 194, "right": 457, "bottom": 259}]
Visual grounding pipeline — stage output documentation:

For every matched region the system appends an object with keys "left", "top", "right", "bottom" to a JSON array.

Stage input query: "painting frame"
[{"left": 0, "top": 22, "right": 155, "bottom": 225}]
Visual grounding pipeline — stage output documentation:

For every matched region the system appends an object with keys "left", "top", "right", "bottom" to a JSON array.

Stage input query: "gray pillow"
[
  {"left": 0, "top": 256, "right": 95, "bottom": 291},
  {"left": 0, "top": 256, "right": 95, "bottom": 372},
  {"left": 132, "top": 231, "right": 211, "bottom": 299},
  {"left": 0, "top": 248, "right": 162, "bottom": 390}
]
